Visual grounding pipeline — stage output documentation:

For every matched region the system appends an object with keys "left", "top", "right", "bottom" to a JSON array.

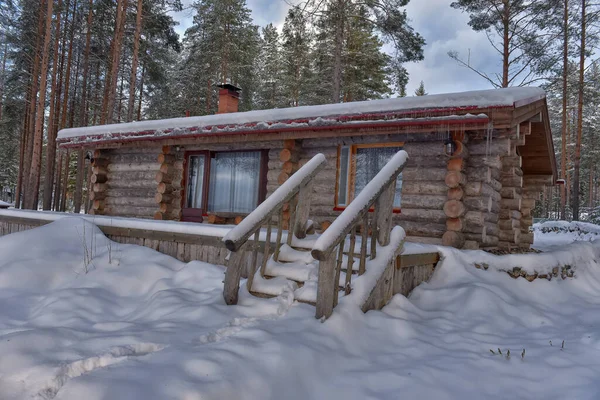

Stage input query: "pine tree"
[
  {"left": 255, "top": 24, "right": 284, "bottom": 109},
  {"left": 414, "top": 80, "right": 427, "bottom": 96},
  {"left": 449, "top": 0, "right": 563, "bottom": 87},
  {"left": 305, "top": 0, "right": 424, "bottom": 102}
]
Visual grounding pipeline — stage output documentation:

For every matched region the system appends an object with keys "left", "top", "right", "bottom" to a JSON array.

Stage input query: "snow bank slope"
[{"left": 2, "top": 218, "right": 600, "bottom": 399}]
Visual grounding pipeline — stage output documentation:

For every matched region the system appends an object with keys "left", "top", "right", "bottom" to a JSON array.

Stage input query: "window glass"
[
  {"left": 354, "top": 146, "right": 403, "bottom": 207},
  {"left": 337, "top": 146, "right": 350, "bottom": 206},
  {"left": 186, "top": 154, "right": 205, "bottom": 208},
  {"left": 208, "top": 151, "right": 261, "bottom": 213}
]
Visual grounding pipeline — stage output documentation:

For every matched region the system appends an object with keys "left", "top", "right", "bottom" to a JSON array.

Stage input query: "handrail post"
[
  {"left": 223, "top": 241, "right": 250, "bottom": 305},
  {"left": 294, "top": 180, "right": 314, "bottom": 239},
  {"left": 315, "top": 250, "right": 337, "bottom": 319},
  {"left": 375, "top": 180, "right": 397, "bottom": 247}
]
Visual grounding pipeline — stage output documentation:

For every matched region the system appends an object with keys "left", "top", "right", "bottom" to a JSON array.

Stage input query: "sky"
[{"left": 169, "top": 0, "right": 501, "bottom": 96}]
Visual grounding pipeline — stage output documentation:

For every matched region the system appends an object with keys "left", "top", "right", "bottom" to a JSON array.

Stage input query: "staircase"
[{"left": 222, "top": 151, "right": 410, "bottom": 319}]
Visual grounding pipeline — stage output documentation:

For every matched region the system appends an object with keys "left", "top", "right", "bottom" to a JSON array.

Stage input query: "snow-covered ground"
[{"left": 1, "top": 217, "right": 600, "bottom": 399}]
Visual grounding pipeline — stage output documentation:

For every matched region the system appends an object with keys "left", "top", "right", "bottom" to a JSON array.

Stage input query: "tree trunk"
[
  {"left": 20, "top": 2, "right": 46, "bottom": 208},
  {"left": 42, "top": 0, "right": 63, "bottom": 211},
  {"left": 331, "top": 0, "right": 345, "bottom": 102},
  {"left": 137, "top": 62, "right": 145, "bottom": 120},
  {"left": 502, "top": 0, "right": 510, "bottom": 88},
  {"left": 0, "top": 41, "right": 7, "bottom": 121},
  {"left": 127, "top": 0, "right": 143, "bottom": 122},
  {"left": 102, "top": 0, "right": 128, "bottom": 124},
  {"left": 573, "top": 0, "right": 586, "bottom": 221},
  {"left": 25, "top": 0, "right": 55, "bottom": 210},
  {"left": 561, "top": 0, "right": 568, "bottom": 219}
]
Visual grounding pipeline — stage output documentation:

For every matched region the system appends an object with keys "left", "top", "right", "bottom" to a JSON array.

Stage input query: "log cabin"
[{"left": 57, "top": 85, "right": 557, "bottom": 250}]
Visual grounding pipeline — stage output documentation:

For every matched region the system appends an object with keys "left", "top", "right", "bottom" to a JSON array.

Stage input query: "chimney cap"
[{"left": 217, "top": 83, "right": 242, "bottom": 93}]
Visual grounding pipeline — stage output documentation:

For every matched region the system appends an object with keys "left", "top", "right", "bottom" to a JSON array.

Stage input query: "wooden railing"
[
  {"left": 222, "top": 153, "right": 327, "bottom": 305},
  {"left": 311, "top": 150, "right": 408, "bottom": 319}
]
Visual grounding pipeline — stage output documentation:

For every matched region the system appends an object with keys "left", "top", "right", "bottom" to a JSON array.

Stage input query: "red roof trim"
[{"left": 58, "top": 106, "right": 499, "bottom": 149}]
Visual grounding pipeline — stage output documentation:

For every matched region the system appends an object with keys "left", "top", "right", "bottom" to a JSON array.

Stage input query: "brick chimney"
[{"left": 217, "top": 83, "right": 241, "bottom": 114}]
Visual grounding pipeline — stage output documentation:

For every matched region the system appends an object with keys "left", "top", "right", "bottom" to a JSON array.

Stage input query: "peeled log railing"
[
  {"left": 311, "top": 150, "right": 409, "bottom": 319},
  {"left": 222, "top": 153, "right": 328, "bottom": 305}
]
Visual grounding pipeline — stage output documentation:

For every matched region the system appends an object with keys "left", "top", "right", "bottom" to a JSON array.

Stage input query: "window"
[
  {"left": 184, "top": 150, "right": 266, "bottom": 220},
  {"left": 336, "top": 144, "right": 404, "bottom": 210}
]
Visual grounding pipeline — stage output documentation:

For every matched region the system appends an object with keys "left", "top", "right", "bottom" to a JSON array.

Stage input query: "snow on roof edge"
[{"left": 58, "top": 87, "right": 545, "bottom": 141}]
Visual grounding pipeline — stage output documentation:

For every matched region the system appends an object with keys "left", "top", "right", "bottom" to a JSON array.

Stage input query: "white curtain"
[
  {"left": 186, "top": 154, "right": 205, "bottom": 208},
  {"left": 355, "top": 147, "right": 403, "bottom": 207},
  {"left": 208, "top": 151, "right": 261, "bottom": 213}
]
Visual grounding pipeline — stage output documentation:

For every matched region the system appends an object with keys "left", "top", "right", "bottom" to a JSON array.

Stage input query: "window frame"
[
  {"left": 334, "top": 142, "right": 404, "bottom": 213},
  {"left": 182, "top": 149, "right": 269, "bottom": 222}
]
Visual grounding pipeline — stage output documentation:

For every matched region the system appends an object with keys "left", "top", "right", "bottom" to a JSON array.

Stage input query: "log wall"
[{"left": 91, "top": 148, "right": 162, "bottom": 219}]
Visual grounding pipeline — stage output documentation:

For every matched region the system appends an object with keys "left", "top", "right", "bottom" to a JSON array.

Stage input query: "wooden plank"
[{"left": 397, "top": 252, "right": 440, "bottom": 269}]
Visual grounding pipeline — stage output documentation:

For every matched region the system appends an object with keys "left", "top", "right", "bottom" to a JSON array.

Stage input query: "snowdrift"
[{"left": 1, "top": 218, "right": 600, "bottom": 399}]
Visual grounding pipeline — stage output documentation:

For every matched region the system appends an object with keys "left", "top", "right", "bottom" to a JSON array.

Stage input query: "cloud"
[{"left": 169, "top": 0, "right": 504, "bottom": 96}]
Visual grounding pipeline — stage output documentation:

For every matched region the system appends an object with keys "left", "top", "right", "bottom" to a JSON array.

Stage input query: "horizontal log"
[
  {"left": 91, "top": 174, "right": 107, "bottom": 184},
  {"left": 399, "top": 221, "right": 446, "bottom": 237},
  {"left": 500, "top": 187, "right": 522, "bottom": 199},
  {"left": 92, "top": 199, "right": 105, "bottom": 211},
  {"left": 157, "top": 153, "right": 176, "bottom": 164},
  {"left": 401, "top": 181, "right": 448, "bottom": 196},
  {"left": 105, "top": 197, "right": 157, "bottom": 207},
  {"left": 447, "top": 158, "right": 465, "bottom": 172},
  {"left": 444, "top": 200, "right": 466, "bottom": 218},
  {"left": 446, "top": 218, "right": 464, "bottom": 232},
  {"left": 521, "top": 207, "right": 532, "bottom": 218},
  {"left": 107, "top": 162, "right": 159, "bottom": 172},
  {"left": 106, "top": 188, "right": 158, "bottom": 198},
  {"left": 445, "top": 171, "right": 466, "bottom": 188},
  {"left": 159, "top": 202, "right": 181, "bottom": 213},
  {"left": 402, "top": 168, "right": 447, "bottom": 182},
  {"left": 469, "top": 155, "right": 502, "bottom": 169},
  {"left": 282, "top": 161, "right": 297, "bottom": 174},
  {"left": 499, "top": 219, "right": 520, "bottom": 230},
  {"left": 501, "top": 198, "right": 521, "bottom": 211},
  {"left": 521, "top": 217, "right": 534, "bottom": 229},
  {"left": 500, "top": 209, "right": 521, "bottom": 220},
  {"left": 280, "top": 148, "right": 299, "bottom": 162},
  {"left": 402, "top": 194, "right": 447, "bottom": 210},
  {"left": 466, "top": 167, "right": 491, "bottom": 183},
  {"left": 443, "top": 231, "right": 465, "bottom": 248},
  {"left": 405, "top": 156, "right": 448, "bottom": 169},
  {"left": 468, "top": 138, "right": 511, "bottom": 156},
  {"left": 503, "top": 155, "right": 522, "bottom": 168},
  {"left": 157, "top": 182, "right": 173, "bottom": 194},
  {"left": 283, "top": 139, "right": 299, "bottom": 150},
  {"left": 155, "top": 193, "right": 174, "bottom": 203},
  {"left": 92, "top": 158, "right": 110, "bottom": 168},
  {"left": 489, "top": 178, "right": 502, "bottom": 192},
  {"left": 278, "top": 171, "right": 289, "bottom": 185},
  {"left": 502, "top": 175, "right": 523, "bottom": 188},
  {"left": 396, "top": 209, "right": 447, "bottom": 224},
  {"left": 464, "top": 182, "right": 501, "bottom": 201},
  {"left": 464, "top": 196, "right": 492, "bottom": 212},
  {"left": 402, "top": 141, "right": 447, "bottom": 157},
  {"left": 108, "top": 153, "right": 161, "bottom": 164},
  {"left": 521, "top": 232, "right": 534, "bottom": 244},
  {"left": 447, "top": 187, "right": 464, "bottom": 201},
  {"left": 464, "top": 232, "right": 499, "bottom": 247},
  {"left": 92, "top": 166, "right": 108, "bottom": 176},
  {"left": 89, "top": 191, "right": 106, "bottom": 201},
  {"left": 465, "top": 211, "right": 485, "bottom": 227},
  {"left": 93, "top": 183, "right": 108, "bottom": 192},
  {"left": 160, "top": 162, "right": 182, "bottom": 175},
  {"left": 499, "top": 228, "right": 520, "bottom": 243},
  {"left": 155, "top": 171, "right": 173, "bottom": 184},
  {"left": 107, "top": 170, "right": 157, "bottom": 182},
  {"left": 521, "top": 198, "right": 536, "bottom": 209}
]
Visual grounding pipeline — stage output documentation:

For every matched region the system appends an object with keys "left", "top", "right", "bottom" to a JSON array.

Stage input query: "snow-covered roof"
[{"left": 57, "top": 87, "right": 545, "bottom": 147}]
